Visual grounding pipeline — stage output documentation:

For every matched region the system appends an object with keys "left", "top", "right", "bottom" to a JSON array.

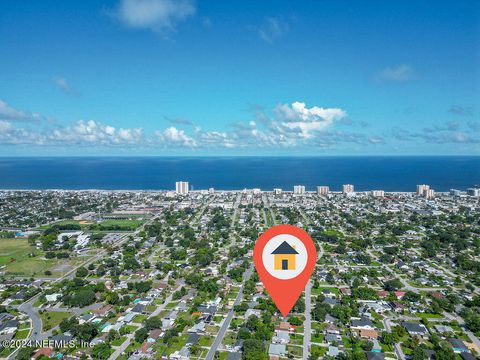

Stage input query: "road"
[
  {"left": 192, "top": 195, "right": 217, "bottom": 224},
  {"left": 303, "top": 281, "right": 312, "bottom": 360},
  {"left": 443, "top": 312, "right": 480, "bottom": 351},
  {"left": 108, "top": 283, "right": 184, "bottom": 360},
  {"left": 366, "top": 248, "right": 448, "bottom": 293},
  {"left": 231, "top": 193, "right": 242, "bottom": 227},
  {"left": 303, "top": 242, "right": 324, "bottom": 360},
  {"left": 8, "top": 215, "right": 161, "bottom": 360},
  {"left": 383, "top": 317, "right": 406, "bottom": 360},
  {"left": 262, "top": 194, "right": 277, "bottom": 225},
  {"left": 205, "top": 264, "right": 254, "bottom": 360},
  {"left": 8, "top": 235, "right": 130, "bottom": 360},
  {"left": 299, "top": 206, "right": 322, "bottom": 360}
]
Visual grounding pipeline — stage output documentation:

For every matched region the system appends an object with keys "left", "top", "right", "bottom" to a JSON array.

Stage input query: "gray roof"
[
  {"left": 402, "top": 322, "right": 427, "bottom": 334},
  {"left": 460, "top": 353, "right": 475, "bottom": 360},
  {"left": 366, "top": 352, "right": 385, "bottom": 360},
  {"left": 186, "top": 333, "right": 200, "bottom": 345},
  {"left": 268, "top": 343, "right": 286, "bottom": 356},
  {"left": 227, "top": 352, "right": 242, "bottom": 360},
  {"left": 351, "top": 318, "right": 374, "bottom": 328},
  {"left": 271, "top": 241, "right": 298, "bottom": 255},
  {"left": 449, "top": 339, "right": 468, "bottom": 351}
]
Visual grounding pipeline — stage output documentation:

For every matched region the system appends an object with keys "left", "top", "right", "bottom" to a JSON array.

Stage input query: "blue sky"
[{"left": 0, "top": 0, "right": 478, "bottom": 155}]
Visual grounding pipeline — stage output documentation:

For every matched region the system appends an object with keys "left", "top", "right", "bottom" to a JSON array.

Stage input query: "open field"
[
  {"left": 0, "top": 238, "right": 51, "bottom": 276},
  {"left": 90, "top": 219, "right": 144, "bottom": 231},
  {"left": 40, "top": 311, "right": 71, "bottom": 331},
  {"left": 39, "top": 218, "right": 144, "bottom": 232},
  {"left": 0, "top": 238, "right": 89, "bottom": 277}
]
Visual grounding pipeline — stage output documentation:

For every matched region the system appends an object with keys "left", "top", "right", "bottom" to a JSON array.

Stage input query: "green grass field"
[
  {"left": 89, "top": 219, "right": 144, "bottom": 231},
  {"left": 37, "top": 220, "right": 88, "bottom": 230},
  {"left": 40, "top": 311, "right": 71, "bottom": 331},
  {"left": 0, "top": 238, "right": 88, "bottom": 277},
  {"left": 14, "top": 329, "right": 30, "bottom": 339},
  {"left": 0, "top": 238, "right": 52, "bottom": 276}
]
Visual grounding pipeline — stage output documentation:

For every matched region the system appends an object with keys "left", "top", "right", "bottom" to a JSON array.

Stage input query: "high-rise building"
[
  {"left": 293, "top": 185, "right": 305, "bottom": 194},
  {"left": 416, "top": 184, "right": 430, "bottom": 196},
  {"left": 175, "top": 181, "right": 189, "bottom": 195},
  {"left": 317, "top": 186, "right": 329, "bottom": 195},
  {"left": 424, "top": 189, "right": 435, "bottom": 199},
  {"left": 342, "top": 184, "right": 354, "bottom": 193},
  {"left": 450, "top": 189, "right": 462, "bottom": 197},
  {"left": 467, "top": 188, "right": 480, "bottom": 197},
  {"left": 371, "top": 190, "right": 385, "bottom": 198},
  {"left": 273, "top": 188, "right": 283, "bottom": 195}
]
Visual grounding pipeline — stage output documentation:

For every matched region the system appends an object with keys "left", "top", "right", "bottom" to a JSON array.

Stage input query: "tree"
[
  {"left": 107, "top": 329, "right": 118, "bottom": 342},
  {"left": 434, "top": 347, "right": 455, "bottom": 360},
  {"left": 64, "top": 288, "right": 96, "bottom": 307},
  {"left": 384, "top": 279, "right": 403, "bottom": 291},
  {"left": 92, "top": 343, "right": 111, "bottom": 359},
  {"left": 242, "top": 339, "right": 267, "bottom": 360},
  {"left": 289, "top": 316, "right": 303, "bottom": 326},
  {"left": 74, "top": 323, "right": 99, "bottom": 342},
  {"left": 134, "top": 327, "right": 148, "bottom": 343},
  {"left": 105, "top": 292, "right": 120, "bottom": 305},
  {"left": 238, "top": 327, "right": 251, "bottom": 339},
  {"left": 76, "top": 267, "right": 89, "bottom": 278},
  {"left": 16, "top": 347, "right": 34, "bottom": 360},
  {"left": 145, "top": 317, "right": 162, "bottom": 330},
  {"left": 190, "top": 344, "right": 201, "bottom": 355},
  {"left": 381, "top": 331, "right": 396, "bottom": 345},
  {"left": 411, "top": 346, "right": 427, "bottom": 360}
]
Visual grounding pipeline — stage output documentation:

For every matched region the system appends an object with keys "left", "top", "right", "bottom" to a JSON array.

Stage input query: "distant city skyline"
[{"left": 0, "top": 0, "right": 479, "bottom": 156}]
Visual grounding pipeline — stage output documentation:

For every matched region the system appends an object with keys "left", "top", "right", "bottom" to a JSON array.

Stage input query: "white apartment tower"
[
  {"left": 424, "top": 189, "right": 435, "bottom": 199},
  {"left": 317, "top": 186, "right": 329, "bottom": 195},
  {"left": 467, "top": 188, "right": 480, "bottom": 197},
  {"left": 175, "top": 181, "right": 189, "bottom": 195},
  {"left": 293, "top": 185, "right": 305, "bottom": 195},
  {"left": 342, "top": 184, "right": 354, "bottom": 193},
  {"left": 416, "top": 184, "right": 430, "bottom": 196}
]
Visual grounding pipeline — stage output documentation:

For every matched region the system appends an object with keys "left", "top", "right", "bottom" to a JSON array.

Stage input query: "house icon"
[{"left": 272, "top": 241, "right": 299, "bottom": 270}]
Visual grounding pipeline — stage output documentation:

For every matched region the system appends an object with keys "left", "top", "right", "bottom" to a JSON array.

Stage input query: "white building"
[
  {"left": 424, "top": 188, "right": 435, "bottom": 199},
  {"left": 467, "top": 188, "right": 480, "bottom": 197},
  {"left": 273, "top": 188, "right": 282, "bottom": 195},
  {"left": 317, "top": 186, "right": 329, "bottom": 195},
  {"left": 342, "top": 184, "right": 354, "bottom": 193},
  {"left": 371, "top": 190, "right": 385, "bottom": 198},
  {"left": 293, "top": 185, "right": 305, "bottom": 194},
  {"left": 416, "top": 184, "right": 430, "bottom": 196},
  {"left": 175, "top": 181, "right": 189, "bottom": 195}
]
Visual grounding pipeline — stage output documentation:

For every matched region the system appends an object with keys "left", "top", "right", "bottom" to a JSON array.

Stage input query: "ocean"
[{"left": 0, "top": 156, "right": 478, "bottom": 191}]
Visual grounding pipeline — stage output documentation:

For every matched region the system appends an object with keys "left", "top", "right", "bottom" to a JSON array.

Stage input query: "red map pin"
[{"left": 253, "top": 224, "right": 317, "bottom": 317}]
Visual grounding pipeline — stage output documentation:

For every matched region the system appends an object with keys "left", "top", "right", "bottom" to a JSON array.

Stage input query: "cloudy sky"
[{"left": 0, "top": 0, "right": 479, "bottom": 156}]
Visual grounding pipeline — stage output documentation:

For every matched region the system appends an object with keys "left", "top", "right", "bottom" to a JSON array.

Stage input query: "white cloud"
[
  {"left": 258, "top": 17, "right": 288, "bottom": 43},
  {"left": 392, "top": 123, "right": 480, "bottom": 144},
  {"left": 377, "top": 64, "right": 415, "bottom": 82},
  {"left": 0, "top": 100, "right": 39, "bottom": 121},
  {"left": 156, "top": 126, "right": 197, "bottom": 147},
  {"left": 274, "top": 101, "right": 347, "bottom": 138},
  {"left": 0, "top": 100, "right": 388, "bottom": 151},
  {"left": 55, "top": 77, "right": 79, "bottom": 96},
  {"left": 48, "top": 120, "right": 143, "bottom": 145},
  {"left": 113, "top": 0, "right": 195, "bottom": 34},
  {"left": 0, "top": 120, "right": 13, "bottom": 132}
]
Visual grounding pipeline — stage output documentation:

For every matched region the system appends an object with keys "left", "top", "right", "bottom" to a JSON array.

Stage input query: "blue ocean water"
[{"left": 0, "top": 156, "right": 478, "bottom": 191}]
